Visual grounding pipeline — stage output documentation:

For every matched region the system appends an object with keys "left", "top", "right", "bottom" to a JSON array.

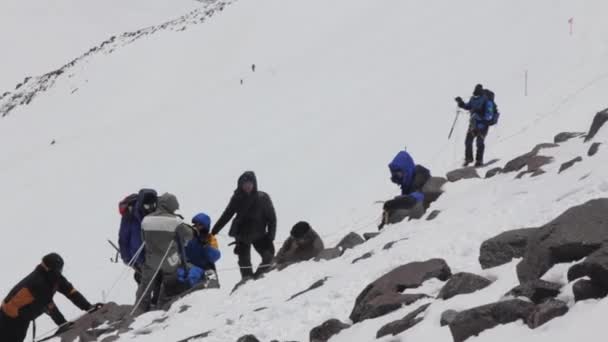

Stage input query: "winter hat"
[
  {"left": 192, "top": 213, "right": 212, "bottom": 233},
  {"left": 473, "top": 84, "right": 484, "bottom": 96},
  {"left": 291, "top": 221, "right": 312, "bottom": 239},
  {"left": 42, "top": 253, "right": 64, "bottom": 273},
  {"left": 158, "top": 193, "right": 180, "bottom": 213}
]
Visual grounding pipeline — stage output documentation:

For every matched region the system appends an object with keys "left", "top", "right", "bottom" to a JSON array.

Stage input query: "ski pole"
[{"left": 448, "top": 110, "right": 461, "bottom": 140}]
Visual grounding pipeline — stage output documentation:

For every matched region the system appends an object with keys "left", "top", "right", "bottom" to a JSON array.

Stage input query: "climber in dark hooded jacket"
[
  {"left": 0, "top": 253, "right": 102, "bottom": 342},
  {"left": 274, "top": 221, "right": 324, "bottom": 270},
  {"left": 455, "top": 84, "right": 495, "bottom": 166},
  {"left": 118, "top": 189, "right": 157, "bottom": 267},
  {"left": 211, "top": 171, "right": 277, "bottom": 280}
]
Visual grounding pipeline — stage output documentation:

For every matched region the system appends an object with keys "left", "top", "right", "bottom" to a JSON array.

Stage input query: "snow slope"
[{"left": 0, "top": 0, "right": 607, "bottom": 341}]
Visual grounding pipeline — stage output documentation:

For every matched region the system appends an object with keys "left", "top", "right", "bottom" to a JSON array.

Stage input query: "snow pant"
[
  {"left": 0, "top": 311, "right": 29, "bottom": 342},
  {"left": 134, "top": 264, "right": 164, "bottom": 315},
  {"left": 235, "top": 236, "right": 275, "bottom": 279},
  {"left": 465, "top": 126, "right": 489, "bottom": 163}
]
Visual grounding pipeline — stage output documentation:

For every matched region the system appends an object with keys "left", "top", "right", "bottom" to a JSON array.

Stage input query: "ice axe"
[
  {"left": 448, "top": 109, "right": 461, "bottom": 140},
  {"left": 107, "top": 239, "right": 120, "bottom": 263}
]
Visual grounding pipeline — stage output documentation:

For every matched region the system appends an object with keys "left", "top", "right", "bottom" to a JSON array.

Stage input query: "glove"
[
  {"left": 177, "top": 267, "right": 187, "bottom": 283},
  {"left": 188, "top": 267, "right": 205, "bottom": 287},
  {"left": 56, "top": 321, "right": 75, "bottom": 335},
  {"left": 454, "top": 96, "right": 463, "bottom": 104}
]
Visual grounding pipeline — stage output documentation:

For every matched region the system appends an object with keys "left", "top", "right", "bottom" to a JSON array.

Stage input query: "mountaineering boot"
[
  {"left": 474, "top": 160, "right": 484, "bottom": 167},
  {"left": 463, "top": 159, "right": 473, "bottom": 167}
]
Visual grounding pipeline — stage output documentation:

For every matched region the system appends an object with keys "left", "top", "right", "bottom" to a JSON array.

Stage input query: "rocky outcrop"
[
  {"left": 352, "top": 252, "right": 373, "bottom": 264},
  {"left": 584, "top": 108, "right": 608, "bottom": 142},
  {"left": 572, "top": 279, "right": 608, "bottom": 301},
  {"left": 335, "top": 232, "right": 365, "bottom": 253},
  {"left": 237, "top": 335, "right": 260, "bottom": 342},
  {"left": 505, "top": 280, "right": 562, "bottom": 304},
  {"left": 287, "top": 278, "right": 329, "bottom": 302},
  {"left": 554, "top": 132, "right": 584, "bottom": 143},
  {"left": 517, "top": 199, "right": 608, "bottom": 283},
  {"left": 446, "top": 167, "right": 480, "bottom": 182},
  {"left": 376, "top": 303, "right": 430, "bottom": 338},
  {"left": 437, "top": 273, "right": 492, "bottom": 300},
  {"left": 309, "top": 319, "right": 350, "bottom": 342},
  {"left": 383, "top": 238, "right": 409, "bottom": 250},
  {"left": 526, "top": 299, "right": 568, "bottom": 329},
  {"left": 426, "top": 210, "right": 441, "bottom": 221},
  {"left": 568, "top": 245, "right": 608, "bottom": 300},
  {"left": 485, "top": 167, "right": 503, "bottom": 179},
  {"left": 315, "top": 247, "right": 342, "bottom": 261},
  {"left": 440, "top": 310, "right": 459, "bottom": 327},
  {"left": 349, "top": 259, "right": 451, "bottom": 323},
  {"left": 502, "top": 143, "right": 557, "bottom": 173},
  {"left": 53, "top": 302, "right": 133, "bottom": 342},
  {"left": 588, "top": 142, "right": 601, "bottom": 157},
  {"left": 421, "top": 176, "right": 448, "bottom": 208},
  {"left": 558, "top": 156, "right": 583, "bottom": 173},
  {"left": 363, "top": 232, "right": 380, "bottom": 241},
  {"left": 479, "top": 228, "right": 538, "bottom": 269}
]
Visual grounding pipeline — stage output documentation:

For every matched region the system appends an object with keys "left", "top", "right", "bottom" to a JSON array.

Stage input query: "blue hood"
[{"left": 388, "top": 151, "right": 416, "bottom": 190}]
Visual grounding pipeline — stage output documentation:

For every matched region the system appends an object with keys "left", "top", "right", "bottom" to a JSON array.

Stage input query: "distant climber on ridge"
[
  {"left": 455, "top": 84, "right": 499, "bottom": 167},
  {"left": 211, "top": 171, "right": 277, "bottom": 280}
]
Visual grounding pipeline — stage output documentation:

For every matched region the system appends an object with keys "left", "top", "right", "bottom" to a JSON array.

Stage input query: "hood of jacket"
[
  {"left": 236, "top": 171, "right": 258, "bottom": 194},
  {"left": 154, "top": 192, "right": 180, "bottom": 215},
  {"left": 388, "top": 151, "right": 416, "bottom": 187}
]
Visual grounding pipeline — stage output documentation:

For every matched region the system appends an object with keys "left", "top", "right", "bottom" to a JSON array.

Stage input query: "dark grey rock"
[
  {"left": 309, "top": 319, "right": 350, "bottom": 342},
  {"left": 485, "top": 167, "right": 503, "bottom": 179},
  {"left": 335, "top": 232, "right": 365, "bottom": 253},
  {"left": 588, "top": 142, "right": 601, "bottom": 157},
  {"left": 526, "top": 299, "right": 568, "bottom": 329},
  {"left": 421, "top": 177, "right": 447, "bottom": 208},
  {"left": 531, "top": 169, "right": 546, "bottom": 177},
  {"left": 517, "top": 199, "right": 608, "bottom": 283},
  {"left": 237, "top": 335, "right": 260, "bottom": 342},
  {"left": 558, "top": 156, "right": 583, "bottom": 173},
  {"left": 479, "top": 228, "right": 538, "bottom": 269},
  {"left": 287, "top": 277, "right": 329, "bottom": 302},
  {"left": 376, "top": 303, "right": 430, "bottom": 338},
  {"left": 437, "top": 272, "right": 492, "bottom": 300},
  {"left": 54, "top": 302, "right": 134, "bottom": 342},
  {"left": 426, "top": 210, "right": 441, "bottom": 221},
  {"left": 440, "top": 310, "right": 459, "bottom": 327},
  {"left": 315, "top": 247, "right": 342, "bottom": 261},
  {"left": 363, "top": 232, "right": 380, "bottom": 241},
  {"left": 352, "top": 252, "right": 374, "bottom": 264},
  {"left": 527, "top": 155, "right": 554, "bottom": 172},
  {"left": 176, "top": 330, "right": 213, "bottom": 342},
  {"left": 585, "top": 108, "right": 608, "bottom": 142},
  {"left": 531, "top": 143, "right": 560, "bottom": 155},
  {"left": 503, "top": 144, "right": 558, "bottom": 173},
  {"left": 554, "top": 132, "right": 585, "bottom": 143},
  {"left": 572, "top": 279, "right": 608, "bottom": 301},
  {"left": 568, "top": 244, "right": 608, "bottom": 290},
  {"left": 383, "top": 238, "right": 409, "bottom": 251},
  {"left": 350, "top": 259, "right": 451, "bottom": 323},
  {"left": 505, "top": 280, "right": 562, "bottom": 304},
  {"left": 253, "top": 307, "right": 267, "bottom": 312},
  {"left": 448, "top": 299, "right": 536, "bottom": 342},
  {"left": 446, "top": 167, "right": 480, "bottom": 182}
]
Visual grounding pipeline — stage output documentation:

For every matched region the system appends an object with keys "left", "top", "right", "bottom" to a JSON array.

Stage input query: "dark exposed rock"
[
  {"left": 505, "top": 280, "right": 562, "bottom": 304},
  {"left": 479, "top": 228, "right": 538, "bottom": 269},
  {"left": 421, "top": 176, "right": 447, "bottom": 208},
  {"left": 309, "top": 319, "right": 350, "bottom": 342},
  {"left": 448, "top": 299, "right": 536, "bottom": 342},
  {"left": 517, "top": 199, "right": 608, "bottom": 283},
  {"left": 568, "top": 245, "right": 608, "bottom": 293},
  {"left": 383, "top": 238, "right": 409, "bottom": 251},
  {"left": 315, "top": 247, "right": 342, "bottom": 261},
  {"left": 526, "top": 299, "right": 568, "bottom": 329},
  {"left": 178, "top": 305, "right": 191, "bottom": 313},
  {"left": 350, "top": 259, "right": 450, "bottom": 322},
  {"left": 426, "top": 210, "right": 441, "bottom": 221},
  {"left": 287, "top": 277, "right": 329, "bottom": 302},
  {"left": 503, "top": 144, "right": 558, "bottom": 173},
  {"left": 376, "top": 303, "right": 430, "bottom": 338},
  {"left": 446, "top": 167, "right": 480, "bottom": 182},
  {"left": 585, "top": 108, "right": 608, "bottom": 142},
  {"left": 54, "top": 302, "right": 134, "bottom": 342},
  {"left": 363, "top": 232, "right": 380, "bottom": 241},
  {"left": 440, "top": 309, "right": 459, "bottom": 327},
  {"left": 588, "top": 142, "right": 601, "bottom": 157},
  {"left": 176, "top": 330, "right": 213, "bottom": 342},
  {"left": 352, "top": 252, "right": 373, "bottom": 264},
  {"left": 237, "top": 335, "right": 260, "bottom": 342},
  {"left": 558, "top": 156, "right": 583, "bottom": 173},
  {"left": 485, "top": 167, "right": 503, "bottom": 179},
  {"left": 572, "top": 279, "right": 608, "bottom": 301},
  {"left": 531, "top": 169, "right": 546, "bottom": 177},
  {"left": 253, "top": 307, "right": 267, "bottom": 312},
  {"left": 437, "top": 272, "right": 492, "bottom": 300},
  {"left": 335, "top": 232, "right": 365, "bottom": 254},
  {"left": 554, "top": 132, "right": 585, "bottom": 143}
]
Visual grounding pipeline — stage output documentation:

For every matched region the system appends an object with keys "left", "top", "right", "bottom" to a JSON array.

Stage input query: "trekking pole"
[
  {"left": 102, "top": 242, "right": 145, "bottom": 302},
  {"left": 107, "top": 239, "right": 120, "bottom": 263},
  {"left": 448, "top": 110, "right": 461, "bottom": 140}
]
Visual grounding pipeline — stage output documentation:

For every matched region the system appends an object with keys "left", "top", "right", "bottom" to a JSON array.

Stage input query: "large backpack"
[
  {"left": 484, "top": 89, "right": 500, "bottom": 126},
  {"left": 119, "top": 193, "right": 138, "bottom": 216}
]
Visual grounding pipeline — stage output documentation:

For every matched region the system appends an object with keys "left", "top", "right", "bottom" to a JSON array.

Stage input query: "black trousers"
[
  {"left": 465, "top": 126, "right": 489, "bottom": 163},
  {"left": 0, "top": 311, "right": 30, "bottom": 342},
  {"left": 235, "top": 236, "right": 275, "bottom": 279}
]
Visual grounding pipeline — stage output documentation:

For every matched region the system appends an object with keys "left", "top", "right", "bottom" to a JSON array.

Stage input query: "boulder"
[
  {"left": 448, "top": 299, "right": 536, "bottom": 342},
  {"left": 315, "top": 247, "right": 342, "bottom": 261},
  {"left": 585, "top": 108, "right": 608, "bottom": 142},
  {"left": 558, "top": 156, "right": 583, "bottom": 173},
  {"left": 237, "top": 335, "right": 260, "bottom": 342},
  {"left": 440, "top": 309, "right": 459, "bottom": 327},
  {"left": 505, "top": 280, "right": 562, "bottom": 304},
  {"left": 309, "top": 319, "right": 350, "bottom": 342},
  {"left": 352, "top": 252, "right": 373, "bottom": 264},
  {"left": 554, "top": 132, "right": 584, "bottom": 143},
  {"left": 363, "top": 232, "right": 380, "bottom": 241},
  {"left": 383, "top": 238, "right": 408, "bottom": 251},
  {"left": 572, "top": 279, "right": 608, "bottom": 301},
  {"left": 426, "top": 210, "right": 441, "bottom": 221},
  {"left": 446, "top": 167, "right": 480, "bottom": 182},
  {"left": 287, "top": 277, "right": 329, "bottom": 302},
  {"left": 350, "top": 259, "right": 451, "bottom": 322},
  {"left": 376, "top": 303, "right": 430, "bottom": 338},
  {"left": 517, "top": 199, "right": 608, "bottom": 283},
  {"left": 335, "top": 232, "right": 365, "bottom": 253},
  {"left": 176, "top": 331, "right": 213, "bottom": 342},
  {"left": 485, "top": 167, "right": 503, "bottom": 179},
  {"left": 588, "top": 142, "right": 601, "bottom": 157},
  {"left": 503, "top": 143, "right": 558, "bottom": 173},
  {"left": 382, "top": 201, "right": 426, "bottom": 227},
  {"left": 54, "top": 302, "right": 133, "bottom": 342},
  {"left": 526, "top": 299, "right": 569, "bottom": 329},
  {"left": 437, "top": 272, "right": 492, "bottom": 300},
  {"left": 568, "top": 245, "right": 608, "bottom": 288},
  {"left": 479, "top": 228, "right": 538, "bottom": 269},
  {"left": 421, "top": 176, "right": 447, "bottom": 208}
]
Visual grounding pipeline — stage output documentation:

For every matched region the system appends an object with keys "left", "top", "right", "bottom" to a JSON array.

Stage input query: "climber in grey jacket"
[{"left": 134, "top": 193, "right": 193, "bottom": 315}]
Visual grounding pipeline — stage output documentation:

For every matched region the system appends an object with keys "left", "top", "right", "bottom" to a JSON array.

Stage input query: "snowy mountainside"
[{"left": 0, "top": 0, "right": 607, "bottom": 341}]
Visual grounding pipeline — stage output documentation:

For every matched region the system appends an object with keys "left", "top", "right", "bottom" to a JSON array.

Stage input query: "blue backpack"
[{"left": 484, "top": 89, "right": 500, "bottom": 126}]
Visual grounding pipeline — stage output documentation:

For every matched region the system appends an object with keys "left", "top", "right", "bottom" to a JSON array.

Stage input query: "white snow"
[{"left": 0, "top": 0, "right": 608, "bottom": 341}]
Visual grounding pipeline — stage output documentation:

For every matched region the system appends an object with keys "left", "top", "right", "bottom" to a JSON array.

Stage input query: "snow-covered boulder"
[
  {"left": 309, "top": 319, "right": 350, "bottom": 342},
  {"left": 479, "top": 228, "right": 537, "bottom": 269},
  {"left": 558, "top": 156, "right": 583, "bottom": 173},
  {"left": 437, "top": 272, "right": 492, "bottom": 300},
  {"left": 446, "top": 167, "right": 480, "bottom": 182},
  {"left": 584, "top": 108, "right": 608, "bottom": 142},
  {"left": 554, "top": 132, "right": 585, "bottom": 143},
  {"left": 505, "top": 280, "right": 562, "bottom": 304},
  {"left": 526, "top": 299, "right": 569, "bottom": 329},
  {"left": 376, "top": 303, "right": 430, "bottom": 338}
]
